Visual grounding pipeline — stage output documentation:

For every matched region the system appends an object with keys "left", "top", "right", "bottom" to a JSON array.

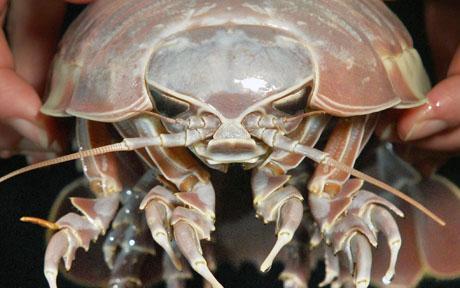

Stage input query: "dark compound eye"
[
  {"left": 273, "top": 87, "right": 310, "bottom": 115},
  {"left": 149, "top": 87, "right": 190, "bottom": 118}
]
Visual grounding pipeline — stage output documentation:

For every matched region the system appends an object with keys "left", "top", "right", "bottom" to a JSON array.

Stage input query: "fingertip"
[
  {"left": 8, "top": 0, "right": 67, "bottom": 94},
  {"left": 396, "top": 104, "right": 428, "bottom": 142},
  {"left": 0, "top": 69, "right": 61, "bottom": 151},
  {"left": 397, "top": 75, "right": 460, "bottom": 141},
  {"left": 412, "top": 127, "right": 460, "bottom": 152},
  {"left": 0, "top": 68, "right": 42, "bottom": 120}
]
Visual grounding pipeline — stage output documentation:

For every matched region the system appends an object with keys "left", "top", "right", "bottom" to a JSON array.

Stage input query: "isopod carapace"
[
  {"left": 43, "top": 0, "right": 430, "bottom": 121},
  {"left": 2, "top": 1, "right": 460, "bottom": 288}
]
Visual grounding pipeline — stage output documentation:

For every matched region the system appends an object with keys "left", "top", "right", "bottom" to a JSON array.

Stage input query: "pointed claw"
[
  {"left": 371, "top": 206, "right": 401, "bottom": 284},
  {"left": 261, "top": 231, "right": 292, "bottom": 272},
  {"left": 261, "top": 198, "right": 303, "bottom": 272},
  {"left": 39, "top": 195, "right": 119, "bottom": 288},
  {"left": 44, "top": 231, "right": 67, "bottom": 288},
  {"left": 174, "top": 221, "right": 223, "bottom": 288},
  {"left": 154, "top": 230, "right": 182, "bottom": 271},
  {"left": 350, "top": 234, "right": 372, "bottom": 288},
  {"left": 144, "top": 200, "right": 182, "bottom": 270},
  {"left": 319, "top": 246, "right": 339, "bottom": 287},
  {"left": 194, "top": 261, "right": 224, "bottom": 288},
  {"left": 44, "top": 229, "right": 81, "bottom": 288}
]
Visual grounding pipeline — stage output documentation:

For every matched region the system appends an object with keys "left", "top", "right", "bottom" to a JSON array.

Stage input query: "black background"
[{"left": 0, "top": 1, "right": 459, "bottom": 288}]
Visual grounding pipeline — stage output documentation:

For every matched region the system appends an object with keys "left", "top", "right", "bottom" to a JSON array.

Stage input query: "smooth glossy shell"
[
  {"left": 147, "top": 25, "right": 314, "bottom": 119},
  {"left": 42, "top": 0, "right": 430, "bottom": 121}
]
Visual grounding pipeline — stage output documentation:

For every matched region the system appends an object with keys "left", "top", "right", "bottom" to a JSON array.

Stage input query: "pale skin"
[
  {"left": 0, "top": 0, "right": 459, "bottom": 158},
  {"left": 397, "top": 0, "right": 460, "bottom": 152},
  {"left": 0, "top": 0, "right": 93, "bottom": 159}
]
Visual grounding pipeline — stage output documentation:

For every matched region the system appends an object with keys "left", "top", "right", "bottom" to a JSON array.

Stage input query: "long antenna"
[
  {"left": 0, "top": 128, "right": 208, "bottom": 184},
  {"left": 0, "top": 141, "right": 132, "bottom": 183},
  {"left": 266, "top": 132, "right": 446, "bottom": 226},
  {"left": 325, "top": 157, "right": 446, "bottom": 226}
]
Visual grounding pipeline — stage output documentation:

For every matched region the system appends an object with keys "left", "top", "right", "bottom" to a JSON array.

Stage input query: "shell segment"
[{"left": 42, "top": 0, "right": 430, "bottom": 121}]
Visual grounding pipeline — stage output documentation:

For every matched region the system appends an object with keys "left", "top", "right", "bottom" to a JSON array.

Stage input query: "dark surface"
[{"left": 0, "top": 1, "right": 459, "bottom": 288}]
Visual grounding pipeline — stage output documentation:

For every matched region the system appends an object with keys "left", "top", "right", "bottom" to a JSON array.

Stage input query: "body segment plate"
[{"left": 42, "top": 0, "right": 429, "bottom": 121}]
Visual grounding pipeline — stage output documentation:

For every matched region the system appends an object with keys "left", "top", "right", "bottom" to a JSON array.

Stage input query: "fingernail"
[
  {"left": 5, "top": 118, "right": 49, "bottom": 149},
  {"left": 404, "top": 119, "right": 448, "bottom": 141}
]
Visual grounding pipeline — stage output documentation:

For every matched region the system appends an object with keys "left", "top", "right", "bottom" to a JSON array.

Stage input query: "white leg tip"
[
  {"left": 356, "top": 279, "right": 370, "bottom": 288},
  {"left": 193, "top": 260, "right": 224, "bottom": 288},
  {"left": 382, "top": 273, "right": 394, "bottom": 285},
  {"left": 260, "top": 232, "right": 292, "bottom": 273},
  {"left": 153, "top": 231, "right": 182, "bottom": 271},
  {"left": 45, "top": 271, "right": 58, "bottom": 288}
]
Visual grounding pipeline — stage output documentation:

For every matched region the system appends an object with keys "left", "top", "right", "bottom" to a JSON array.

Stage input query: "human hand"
[
  {"left": 377, "top": 1, "right": 460, "bottom": 153},
  {"left": 397, "top": 48, "right": 460, "bottom": 152},
  {"left": 377, "top": 0, "right": 460, "bottom": 155},
  {"left": 0, "top": 0, "right": 93, "bottom": 160},
  {"left": 396, "top": 0, "right": 460, "bottom": 152}
]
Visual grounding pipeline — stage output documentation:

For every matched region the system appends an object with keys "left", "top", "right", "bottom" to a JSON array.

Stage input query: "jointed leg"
[
  {"left": 308, "top": 114, "right": 403, "bottom": 287},
  {"left": 308, "top": 115, "right": 378, "bottom": 196},
  {"left": 39, "top": 120, "right": 129, "bottom": 288},
  {"left": 117, "top": 116, "right": 222, "bottom": 287},
  {"left": 251, "top": 114, "right": 330, "bottom": 282},
  {"left": 104, "top": 172, "right": 158, "bottom": 287}
]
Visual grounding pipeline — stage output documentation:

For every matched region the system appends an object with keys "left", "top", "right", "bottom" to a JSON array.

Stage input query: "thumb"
[{"left": 398, "top": 75, "right": 460, "bottom": 141}]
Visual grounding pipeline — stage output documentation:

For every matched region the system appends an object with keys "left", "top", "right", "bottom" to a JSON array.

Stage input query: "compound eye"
[
  {"left": 273, "top": 87, "right": 310, "bottom": 115},
  {"left": 149, "top": 87, "right": 190, "bottom": 118}
]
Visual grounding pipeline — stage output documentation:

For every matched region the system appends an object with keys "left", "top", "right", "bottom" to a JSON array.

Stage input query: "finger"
[
  {"left": 375, "top": 46, "right": 460, "bottom": 142},
  {"left": 410, "top": 126, "right": 460, "bottom": 152},
  {"left": 7, "top": 0, "right": 66, "bottom": 94},
  {"left": 0, "top": 1, "right": 52, "bottom": 151},
  {"left": 6, "top": 0, "right": 95, "bottom": 95},
  {"left": 0, "top": 123, "right": 21, "bottom": 156},
  {"left": 2, "top": 0, "right": 80, "bottom": 152},
  {"left": 397, "top": 74, "right": 460, "bottom": 143},
  {"left": 0, "top": 68, "right": 50, "bottom": 148}
]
